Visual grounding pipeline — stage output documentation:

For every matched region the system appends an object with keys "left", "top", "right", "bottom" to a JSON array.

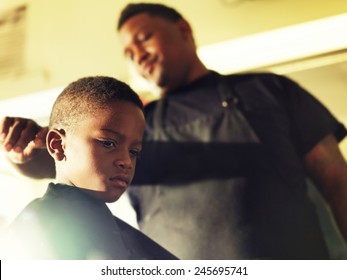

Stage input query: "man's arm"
[
  {"left": 0, "top": 116, "right": 55, "bottom": 179},
  {"left": 6, "top": 148, "right": 56, "bottom": 179},
  {"left": 304, "top": 133, "right": 347, "bottom": 242}
]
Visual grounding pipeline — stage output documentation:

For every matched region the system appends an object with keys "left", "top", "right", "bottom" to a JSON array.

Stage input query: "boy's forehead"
[
  {"left": 79, "top": 101, "right": 141, "bottom": 123},
  {"left": 93, "top": 102, "right": 145, "bottom": 132},
  {"left": 76, "top": 102, "right": 112, "bottom": 119}
]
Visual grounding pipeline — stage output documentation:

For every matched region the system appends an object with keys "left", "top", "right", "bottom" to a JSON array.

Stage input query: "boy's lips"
[{"left": 109, "top": 175, "right": 129, "bottom": 188}]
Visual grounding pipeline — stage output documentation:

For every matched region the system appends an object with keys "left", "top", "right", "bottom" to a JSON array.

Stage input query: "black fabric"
[
  {"left": 129, "top": 71, "right": 346, "bottom": 260},
  {"left": 134, "top": 72, "right": 346, "bottom": 185},
  {"left": 1, "top": 183, "right": 177, "bottom": 260}
]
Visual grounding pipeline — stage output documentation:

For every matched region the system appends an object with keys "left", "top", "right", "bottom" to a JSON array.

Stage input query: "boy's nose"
[{"left": 114, "top": 153, "right": 133, "bottom": 170}]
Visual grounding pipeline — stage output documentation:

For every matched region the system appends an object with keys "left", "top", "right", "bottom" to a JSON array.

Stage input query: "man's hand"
[{"left": 0, "top": 116, "right": 48, "bottom": 164}]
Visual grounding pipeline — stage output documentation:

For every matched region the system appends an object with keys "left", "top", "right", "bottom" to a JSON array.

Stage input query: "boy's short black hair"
[
  {"left": 117, "top": 3, "right": 183, "bottom": 30},
  {"left": 49, "top": 76, "right": 143, "bottom": 132}
]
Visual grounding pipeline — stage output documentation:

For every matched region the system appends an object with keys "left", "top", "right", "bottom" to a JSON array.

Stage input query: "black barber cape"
[{"left": 0, "top": 183, "right": 177, "bottom": 260}]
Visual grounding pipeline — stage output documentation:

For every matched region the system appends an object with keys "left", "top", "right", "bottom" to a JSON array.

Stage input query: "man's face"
[
  {"left": 59, "top": 101, "right": 145, "bottom": 203},
  {"left": 119, "top": 13, "right": 193, "bottom": 92}
]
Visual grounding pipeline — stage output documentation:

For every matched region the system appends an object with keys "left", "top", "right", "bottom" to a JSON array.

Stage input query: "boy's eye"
[
  {"left": 99, "top": 140, "right": 116, "bottom": 149},
  {"left": 130, "top": 149, "right": 141, "bottom": 159}
]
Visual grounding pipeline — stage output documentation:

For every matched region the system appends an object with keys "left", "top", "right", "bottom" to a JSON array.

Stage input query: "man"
[{"left": 1, "top": 3, "right": 347, "bottom": 259}]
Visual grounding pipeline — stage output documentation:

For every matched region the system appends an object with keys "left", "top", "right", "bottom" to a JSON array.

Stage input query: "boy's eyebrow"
[
  {"left": 101, "top": 128, "right": 122, "bottom": 137},
  {"left": 101, "top": 128, "right": 143, "bottom": 145}
]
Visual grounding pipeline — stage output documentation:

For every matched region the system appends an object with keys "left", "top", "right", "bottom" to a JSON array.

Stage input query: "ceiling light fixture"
[{"left": 198, "top": 13, "right": 347, "bottom": 74}]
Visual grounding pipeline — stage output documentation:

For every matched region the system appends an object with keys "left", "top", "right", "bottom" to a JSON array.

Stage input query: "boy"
[{"left": 0, "top": 76, "right": 177, "bottom": 260}]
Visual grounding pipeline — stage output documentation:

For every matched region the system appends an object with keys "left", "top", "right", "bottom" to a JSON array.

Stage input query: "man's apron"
[
  {"left": 130, "top": 77, "right": 262, "bottom": 259},
  {"left": 130, "top": 75, "right": 330, "bottom": 259}
]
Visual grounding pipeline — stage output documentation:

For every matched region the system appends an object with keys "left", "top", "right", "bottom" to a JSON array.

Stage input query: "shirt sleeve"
[{"left": 273, "top": 74, "right": 346, "bottom": 155}]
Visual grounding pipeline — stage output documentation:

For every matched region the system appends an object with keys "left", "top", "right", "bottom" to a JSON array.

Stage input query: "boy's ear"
[{"left": 46, "top": 129, "right": 66, "bottom": 161}]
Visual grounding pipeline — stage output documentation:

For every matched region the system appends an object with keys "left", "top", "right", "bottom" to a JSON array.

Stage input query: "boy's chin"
[{"left": 81, "top": 188, "right": 122, "bottom": 203}]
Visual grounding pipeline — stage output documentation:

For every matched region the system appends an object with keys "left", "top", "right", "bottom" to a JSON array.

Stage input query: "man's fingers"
[
  {"left": 5, "top": 141, "right": 40, "bottom": 164},
  {"left": 0, "top": 116, "right": 15, "bottom": 142},
  {"left": 2, "top": 118, "right": 29, "bottom": 151},
  {"left": 0, "top": 117, "right": 41, "bottom": 152},
  {"left": 33, "top": 127, "right": 49, "bottom": 148},
  {"left": 12, "top": 119, "right": 44, "bottom": 151}
]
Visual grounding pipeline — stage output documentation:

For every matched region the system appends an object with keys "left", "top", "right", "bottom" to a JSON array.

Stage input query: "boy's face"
[{"left": 57, "top": 101, "right": 145, "bottom": 203}]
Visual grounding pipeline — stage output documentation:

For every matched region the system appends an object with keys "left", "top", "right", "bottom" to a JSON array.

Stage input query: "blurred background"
[{"left": 0, "top": 0, "right": 347, "bottom": 232}]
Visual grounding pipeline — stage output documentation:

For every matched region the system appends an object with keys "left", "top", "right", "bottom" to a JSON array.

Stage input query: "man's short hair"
[
  {"left": 49, "top": 76, "right": 143, "bottom": 132},
  {"left": 117, "top": 3, "right": 183, "bottom": 30}
]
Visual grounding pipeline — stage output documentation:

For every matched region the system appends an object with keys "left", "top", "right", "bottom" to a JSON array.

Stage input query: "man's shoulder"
[
  {"left": 144, "top": 99, "right": 159, "bottom": 112},
  {"left": 143, "top": 99, "right": 160, "bottom": 122},
  {"left": 223, "top": 71, "right": 286, "bottom": 85},
  {"left": 222, "top": 72, "right": 299, "bottom": 102}
]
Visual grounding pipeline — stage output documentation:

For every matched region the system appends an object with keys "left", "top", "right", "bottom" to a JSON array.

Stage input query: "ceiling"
[{"left": 0, "top": 0, "right": 346, "bottom": 96}]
